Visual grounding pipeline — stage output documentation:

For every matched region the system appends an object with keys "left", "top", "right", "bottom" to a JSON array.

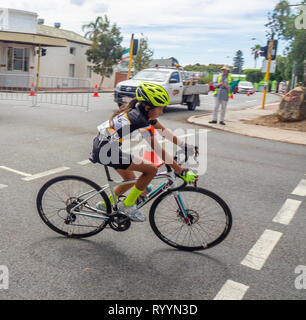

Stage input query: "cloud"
[
  {"left": 93, "top": 3, "right": 108, "bottom": 13},
  {"left": 70, "top": 0, "right": 86, "bottom": 6},
  {"left": 2, "top": 0, "right": 282, "bottom": 68}
]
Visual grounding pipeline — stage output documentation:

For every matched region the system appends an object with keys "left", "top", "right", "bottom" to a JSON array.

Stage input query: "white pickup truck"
[{"left": 114, "top": 67, "right": 209, "bottom": 110}]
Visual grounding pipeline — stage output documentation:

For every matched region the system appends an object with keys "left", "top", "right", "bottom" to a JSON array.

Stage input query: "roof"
[
  {"left": 0, "top": 30, "right": 67, "bottom": 47},
  {"left": 37, "top": 24, "right": 91, "bottom": 45}
]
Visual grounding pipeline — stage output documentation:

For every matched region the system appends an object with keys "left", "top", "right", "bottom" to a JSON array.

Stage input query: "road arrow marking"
[
  {"left": 77, "top": 160, "right": 91, "bottom": 165},
  {"left": 22, "top": 167, "right": 70, "bottom": 181},
  {"left": 0, "top": 166, "right": 32, "bottom": 177}
]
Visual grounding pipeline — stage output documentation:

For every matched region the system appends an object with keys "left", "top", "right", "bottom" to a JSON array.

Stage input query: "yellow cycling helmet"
[{"left": 136, "top": 81, "right": 170, "bottom": 107}]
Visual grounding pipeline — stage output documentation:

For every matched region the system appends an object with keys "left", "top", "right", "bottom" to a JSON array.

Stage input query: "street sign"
[{"left": 261, "top": 59, "right": 276, "bottom": 73}]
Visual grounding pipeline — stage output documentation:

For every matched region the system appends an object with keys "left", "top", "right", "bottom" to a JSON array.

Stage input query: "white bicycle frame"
[{"left": 70, "top": 168, "right": 189, "bottom": 221}]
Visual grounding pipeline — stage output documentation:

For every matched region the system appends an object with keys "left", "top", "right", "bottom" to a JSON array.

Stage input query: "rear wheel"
[
  {"left": 149, "top": 186, "right": 232, "bottom": 251},
  {"left": 187, "top": 100, "right": 196, "bottom": 111},
  {"left": 36, "top": 175, "right": 111, "bottom": 238},
  {"left": 187, "top": 94, "right": 199, "bottom": 111}
]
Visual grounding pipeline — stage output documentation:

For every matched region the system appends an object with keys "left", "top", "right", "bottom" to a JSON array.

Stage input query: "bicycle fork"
[{"left": 173, "top": 191, "right": 190, "bottom": 224}]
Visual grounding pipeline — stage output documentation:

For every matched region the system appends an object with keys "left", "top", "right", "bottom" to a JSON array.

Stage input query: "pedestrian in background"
[{"left": 209, "top": 65, "right": 232, "bottom": 125}]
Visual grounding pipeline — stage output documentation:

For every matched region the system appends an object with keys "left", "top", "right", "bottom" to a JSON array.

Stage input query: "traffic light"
[
  {"left": 271, "top": 40, "right": 278, "bottom": 60},
  {"left": 132, "top": 39, "right": 138, "bottom": 56},
  {"left": 41, "top": 48, "right": 47, "bottom": 56},
  {"left": 259, "top": 46, "right": 268, "bottom": 59}
]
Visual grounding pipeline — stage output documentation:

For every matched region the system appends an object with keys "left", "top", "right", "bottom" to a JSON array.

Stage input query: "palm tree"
[
  {"left": 82, "top": 16, "right": 104, "bottom": 45},
  {"left": 251, "top": 44, "right": 261, "bottom": 68}
]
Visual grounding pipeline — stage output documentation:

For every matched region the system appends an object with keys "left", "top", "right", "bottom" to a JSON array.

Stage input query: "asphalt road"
[{"left": 1, "top": 92, "right": 306, "bottom": 301}]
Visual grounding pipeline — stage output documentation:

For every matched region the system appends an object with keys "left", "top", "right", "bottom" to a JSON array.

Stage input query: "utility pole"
[
  {"left": 36, "top": 44, "right": 41, "bottom": 91},
  {"left": 261, "top": 37, "right": 274, "bottom": 109},
  {"left": 291, "top": 61, "right": 297, "bottom": 90},
  {"left": 303, "top": 59, "right": 306, "bottom": 87},
  {"left": 127, "top": 34, "right": 134, "bottom": 80}
]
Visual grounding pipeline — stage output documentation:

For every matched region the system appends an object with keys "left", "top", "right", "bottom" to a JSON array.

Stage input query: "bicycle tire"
[
  {"left": 36, "top": 175, "right": 112, "bottom": 238},
  {"left": 149, "top": 186, "right": 232, "bottom": 251}
]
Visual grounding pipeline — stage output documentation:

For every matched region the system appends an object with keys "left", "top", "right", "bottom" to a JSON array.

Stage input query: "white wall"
[
  {"left": 0, "top": 8, "right": 37, "bottom": 33},
  {"left": 37, "top": 41, "right": 115, "bottom": 89}
]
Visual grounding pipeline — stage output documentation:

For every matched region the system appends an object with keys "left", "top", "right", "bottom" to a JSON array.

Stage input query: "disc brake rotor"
[{"left": 177, "top": 209, "right": 199, "bottom": 224}]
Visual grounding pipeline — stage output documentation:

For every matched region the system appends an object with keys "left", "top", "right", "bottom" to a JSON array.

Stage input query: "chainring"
[{"left": 108, "top": 213, "right": 131, "bottom": 232}]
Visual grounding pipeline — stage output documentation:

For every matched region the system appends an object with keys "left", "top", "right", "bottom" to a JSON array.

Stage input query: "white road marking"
[
  {"left": 77, "top": 160, "right": 91, "bottom": 165},
  {"left": 272, "top": 199, "right": 302, "bottom": 225},
  {"left": 22, "top": 167, "right": 70, "bottom": 181},
  {"left": 0, "top": 166, "right": 32, "bottom": 177},
  {"left": 291, "top": 179, "right": 306, "bottom": 197},
  {"left": 0, "top": 184, "right": 8, "bottom": 190},
  {"left": 214, "top": 280, "right": 249, "bottom": 300},
  {"left": 241, "top": 229, "right": 283, "bottom": 271},
  {"left": 246, "top": 100, "right": 257, "bottom": 103}
]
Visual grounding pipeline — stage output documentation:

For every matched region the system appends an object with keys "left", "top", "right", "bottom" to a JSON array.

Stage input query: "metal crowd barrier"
[{"left": 0, "top": 74, "right": 91, "bottom": 111}]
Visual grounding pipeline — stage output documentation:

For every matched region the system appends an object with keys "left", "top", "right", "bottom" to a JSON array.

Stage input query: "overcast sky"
[{"left": 5, "top": 0, "right": 294, "bottom": 68}]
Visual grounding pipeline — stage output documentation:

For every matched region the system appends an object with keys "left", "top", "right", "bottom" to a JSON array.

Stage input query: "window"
[
  {"left": 7, "top": 47, "right": 29, "bottom": 72},
  {"left": 70, "top": 47, "right": 76, "bottom": 55},
  {"left": 133, "top": 70, "right": 170, "bottom": 82},
  {"left": 170, "top": 72, "right": 180, "bottom": 83},
  {"left": 87, "top": 66, "right": 92, "bottom": 78},
  {"left": 69, "top": 64, "right": 75, "bottom": 77}
]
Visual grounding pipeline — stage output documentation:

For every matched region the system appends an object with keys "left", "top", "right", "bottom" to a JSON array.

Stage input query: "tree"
[
  {"left": 243, "top": 69, "right": 264, "bottom": 83},
  {"left": 184, "top": 63, "right": 229, "bottom": 73},
  {"left": 233, "top": 50, "right": 244, "bottom": 74},
  {"left": 132, "top": 35, "right": 154, "bottom": 72},
  {"left": 251, "top": 44, "right": 261, "bottom": 68},
  {"left": 83, "top": 15, "right": 124, "bottom": 89},
  {"left": 82, "top": 16, "right": 104, "bottom": 45},
  {"left": 266, "top": 1, "right": 306, "bottom": 84},
  {"left": 270, "top": 55, "right": 288, "bottom": 82}
]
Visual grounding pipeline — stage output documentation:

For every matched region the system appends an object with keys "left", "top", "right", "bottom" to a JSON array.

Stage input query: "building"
[{"left": 0, "top": 8, "right": 115, "bottom": 89}]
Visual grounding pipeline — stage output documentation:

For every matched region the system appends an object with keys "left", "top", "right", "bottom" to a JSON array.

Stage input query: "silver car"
[{"left": 237, "top": 81, "right": 255, "bottom": 94}]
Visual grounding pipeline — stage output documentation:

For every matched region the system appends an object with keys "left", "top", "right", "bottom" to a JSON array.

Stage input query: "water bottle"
[
  {"left": 146, "top": 184, "right": 153, "bottom": 194},
  {"left": 137, "top": 184, "right": 154, "bottom": 204}
]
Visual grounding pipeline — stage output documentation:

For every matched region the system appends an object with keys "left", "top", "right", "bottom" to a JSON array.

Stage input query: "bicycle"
[{"left": 36, "top": 152, "right": 232, "bottom": 251}]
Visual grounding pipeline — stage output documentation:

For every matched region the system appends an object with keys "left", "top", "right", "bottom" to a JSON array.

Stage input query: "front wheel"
[
  {"left": 149, "top": 186, "right": 232, "bottom": 251},
  {"left": 36, "top": 175, "right": 112, "bottom": 238}
]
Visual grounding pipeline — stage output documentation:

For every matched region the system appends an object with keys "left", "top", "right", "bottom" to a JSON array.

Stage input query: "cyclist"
[{"left": 89, "top": 81, "right": 198, "bottom": 222}]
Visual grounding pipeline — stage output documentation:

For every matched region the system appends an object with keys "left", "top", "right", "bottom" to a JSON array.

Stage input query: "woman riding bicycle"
[{"left": 89, "top": 81, "right": 197, "bottom": 222}]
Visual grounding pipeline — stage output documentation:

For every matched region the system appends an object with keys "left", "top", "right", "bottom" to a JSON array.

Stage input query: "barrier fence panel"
[
  {"left": 0, "top": 73, "right": 34, "bottom": 103},
  {"left": 0, "top": 74, "right": 91, "bottom": 111},
  {"left": 35, "top": 76, "right": 91, "bottom": 110}
]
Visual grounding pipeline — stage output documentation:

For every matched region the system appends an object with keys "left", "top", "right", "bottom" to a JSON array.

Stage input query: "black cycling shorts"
[{"left": 89, "top": 135, "right": 133, "bottom": 170}]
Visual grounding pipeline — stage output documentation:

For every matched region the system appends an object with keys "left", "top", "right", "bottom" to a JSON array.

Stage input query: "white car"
[
  {"left": 114, "top": 67, "right": 208, "bottom": 110},
  {"left": 237, "top": 81, "right": 255, "bottom": 94}
]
